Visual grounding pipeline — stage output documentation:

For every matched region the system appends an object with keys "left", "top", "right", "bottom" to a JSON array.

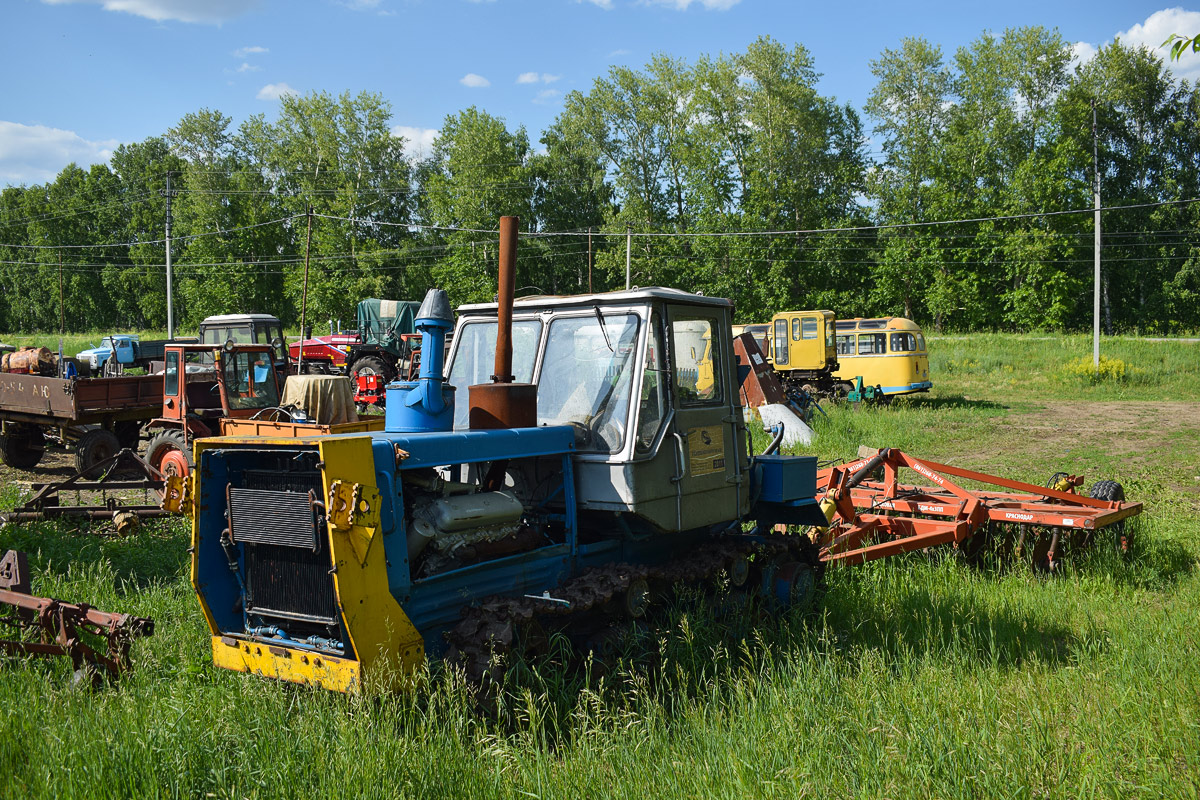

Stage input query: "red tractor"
[{"left": 143, "top": 343, "right": 284, "bottom": 478}]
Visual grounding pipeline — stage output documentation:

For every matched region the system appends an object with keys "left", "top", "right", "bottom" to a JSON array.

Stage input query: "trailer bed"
[{"left": 0, "top": 373, "right": 163, "bottom": 425}]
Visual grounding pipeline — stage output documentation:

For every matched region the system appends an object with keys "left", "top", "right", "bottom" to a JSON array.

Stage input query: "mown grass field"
[{"left": 0, "top": 333, "right": 1198, "bottom": 799}]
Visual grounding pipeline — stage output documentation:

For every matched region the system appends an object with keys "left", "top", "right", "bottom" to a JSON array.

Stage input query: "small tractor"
[{"left": 143, "top": 342, "right": 381, "bottom": 479}]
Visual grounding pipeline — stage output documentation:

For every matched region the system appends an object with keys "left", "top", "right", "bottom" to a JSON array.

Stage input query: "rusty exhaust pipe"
[{"left": 468, "top": 216, "right": 538, "bottom": 429}]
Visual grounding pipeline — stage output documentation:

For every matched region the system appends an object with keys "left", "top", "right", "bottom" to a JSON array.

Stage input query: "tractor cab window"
[
  {"left": 448, "top": 319, "right": 542, "bottom": 430},
  {"left": 222, "top": 350, "right": 280, "bottom": 410},
  {"left": 636, "top": 313, "right": 667, "bottom": 455},
  {"left": 836, "top": 335, "right": 855, "bottom": 356},
  {"left": 801, "top": 317, "right": 818, "bottom": 339},
  {"left": 672, "top": 316, "right": 722, "bottom": 405},
  {"left": 826, "top": 324, "right": 835, "bottom": 349},
  {"left": 165, "top": 351, "right": 180, "bottom": 395},
  {"left": 791, "top": 318, "right": 802, "bottom": 341},
  {"left": 857, "top": 333, "right": 887, "bottom": 355},
  {"left": 890, "top": 332, "right": 917, "bottom": 352},
  {"left": 537, "top": 313, "right": 640, "bottom": 454}
]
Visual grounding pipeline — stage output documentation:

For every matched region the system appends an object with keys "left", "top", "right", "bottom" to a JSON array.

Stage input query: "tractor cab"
[
  {"left": 145, "top": 343, "right": 282, "bottom": 478},
  {"left": 448, "top": 287, "right": 750, "bottom": 534}
]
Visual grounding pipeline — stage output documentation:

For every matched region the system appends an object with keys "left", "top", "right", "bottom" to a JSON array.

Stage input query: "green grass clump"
[{"left": 0, "top": 332, "right": 1198, "bottom": 798}]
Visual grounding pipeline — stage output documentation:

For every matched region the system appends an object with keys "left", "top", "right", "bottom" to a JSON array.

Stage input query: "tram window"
[
  {"left": 859, "top": 319, "right": 887, "bottom": 330},
  {"left": 917, "top": 334, "right": 926, "bottom": 352},
  {"left": 836, "top": 335, "right": 855, "bottom": 356},
  {"left": 858, "top": 333, "right": 886, "bottom": 355},
  {"left": 890, "top": 332, "right": 917, "bottom": 352},
  {"left": 773, "top": 319, "right": 789, "bottom": 365},
  {"left": 801, "top": 318, "right": 818, "bottom": 339},
  {"left": 835, "top": 320, "right": 856, "bottom": 332}
]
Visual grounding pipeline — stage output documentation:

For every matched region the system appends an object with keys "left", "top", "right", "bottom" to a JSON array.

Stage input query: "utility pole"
[
  {"left": 298, "top": 207, "right": 313, "bottom": 375},
  {"left": 625, "top": 224, "right": 632, "bottom": 290},
  {"left": 162, "top": 171, "right": 178, "bottom": 340},
  {"left": 1092, "top": 99, "right": 1101, "bottom": 368},
  {"left": 587, "top": 227, "right": 593, "bottom": 293},
  {"left": 58, "top": 251, "right": 64, "bottom": 378}
]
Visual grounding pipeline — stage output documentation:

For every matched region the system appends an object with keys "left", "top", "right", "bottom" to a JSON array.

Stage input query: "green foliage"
[{"left": 0, "top": 36, "right": 1197, "bottom": 335}]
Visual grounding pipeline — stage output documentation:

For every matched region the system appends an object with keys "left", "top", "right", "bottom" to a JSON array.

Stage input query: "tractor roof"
[{"left": 457, "top": 286, "right": 731, "bottom": 315}]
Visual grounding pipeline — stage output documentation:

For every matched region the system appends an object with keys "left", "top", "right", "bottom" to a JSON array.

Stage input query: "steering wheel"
[{"left": 567, "top": 420, "right": 594, "bottom": 447}]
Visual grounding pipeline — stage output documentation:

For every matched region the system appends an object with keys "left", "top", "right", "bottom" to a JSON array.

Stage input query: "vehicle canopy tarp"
[{"left": 357, "top": 299, "right": 421, "bottom": 347}]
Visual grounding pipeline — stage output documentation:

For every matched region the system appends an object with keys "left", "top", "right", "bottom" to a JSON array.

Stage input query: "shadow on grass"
[
  {"left": 0, "top": 515, "right": 188, "bottom": 590},
  {"left": 896, "top": 393, "right": 1007, "bottom": 411}
]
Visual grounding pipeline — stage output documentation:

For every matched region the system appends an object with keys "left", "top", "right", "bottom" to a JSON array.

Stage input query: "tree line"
[{"left": 1, "top": 30, "right": 1197, "bottom": 335}]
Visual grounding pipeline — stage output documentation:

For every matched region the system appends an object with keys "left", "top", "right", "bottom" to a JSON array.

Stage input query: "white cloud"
[
  {"left": 40, "top": 0, "right": 259, "bottom": 24},
  {"left": 0, "top": 121, "right": 119, "bottom": 186},
  {"left": 391, "top": 125, "right": 439, "bottom": 160},
  {"left": 257, "top": 82, "right": 297, "bottom": 100},
  {"left": 460, "top": 73, "right": 490, "bottom": 88},
  {"left": 233, "top": 45, "right": 268, "bottom": 58},
  {"left": 533, "top": 89, "right": 562, "bottom": 104},
  {"left": 236, "top": 62, "right": 260, "bottom": 72},
  {"left": 579, "top": 0, "right": 612, "bottom": 8},
  {"left": 1073, "top": 9, "right": 1200, "bottom": 83},
  {"left": 517, "top": 72, "right": 560, "bottom": 84},
  {"left": 609, "top": 48, "right": 630, "bottom": 57},
  {"left": 1070, "top": 41, "right": 1098, "bottom": 71},
  {"left": 640, "top": 0, "right": 741, "bottom": 9},
  {"left": 1119, "top": 7, "right": 1200, "bottom": 82}
]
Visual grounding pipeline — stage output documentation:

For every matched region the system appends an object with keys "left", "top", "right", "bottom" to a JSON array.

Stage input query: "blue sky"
[{"left": 2, "top": 0, "right": 1198, "bottom": 186}]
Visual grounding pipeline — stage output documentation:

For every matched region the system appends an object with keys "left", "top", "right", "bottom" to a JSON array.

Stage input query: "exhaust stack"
[{"left": 468, "top": 216, "right": 538, "bottom": 429}]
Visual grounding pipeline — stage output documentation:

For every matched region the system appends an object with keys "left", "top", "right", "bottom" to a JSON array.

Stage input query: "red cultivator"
[
  {"left": 0, "top": 550, "right": 154, "bottom": 683},
  {"left": 813, "top": 449, "right": 1142, "bottom": 571}
]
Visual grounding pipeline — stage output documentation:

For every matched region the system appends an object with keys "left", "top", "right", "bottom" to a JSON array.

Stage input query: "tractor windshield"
[
  {"left": 537, "top": 313, "right": 640, "bottom": 453},
  {"left": 448, "top": 319, "right": 542, "bottom": 430},
  {"left": 222, "top": 350, "right": 280, "bottom": 410}
]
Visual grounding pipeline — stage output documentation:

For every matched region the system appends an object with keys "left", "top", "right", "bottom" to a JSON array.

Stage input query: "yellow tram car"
[{"left": 832, "top": 317, "right": 931, "bottom": 396}]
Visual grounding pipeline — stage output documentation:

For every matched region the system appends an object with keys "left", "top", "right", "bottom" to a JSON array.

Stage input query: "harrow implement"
[
  {"left": 0, "top": 550, "right": 154, "bottom": 683},
  {"left": 813, "top": 448, "right": 1142, "bottom": 571}
]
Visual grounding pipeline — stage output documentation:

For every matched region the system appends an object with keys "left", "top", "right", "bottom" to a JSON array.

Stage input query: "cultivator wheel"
[{"left": 1090, "top": 480, "right": 1130, "bottom": 555}]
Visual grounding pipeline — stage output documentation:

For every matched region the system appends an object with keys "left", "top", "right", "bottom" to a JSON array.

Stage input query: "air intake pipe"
[{"left": 385, "top": 288, "right": 457, "bottom": 432}]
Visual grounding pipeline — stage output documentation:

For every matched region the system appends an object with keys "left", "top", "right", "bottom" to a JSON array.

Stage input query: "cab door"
[{"left": 665, "top": 304, "right": 740, "bottom": 530}]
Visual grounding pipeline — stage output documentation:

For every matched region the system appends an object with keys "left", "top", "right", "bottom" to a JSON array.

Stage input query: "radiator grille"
[
  {"left": 245, "top": 542, "right": 339, "bottom": 624},
  {"left": 229, "top": 487, "right": 318, "bottom": 549},
  {"left": 243, "top": 469, "right": 323, "bottom": 495}
]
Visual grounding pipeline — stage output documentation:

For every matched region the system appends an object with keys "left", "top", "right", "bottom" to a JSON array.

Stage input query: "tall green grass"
[{"left": 0, "top": 333, "right": 1198, "bottom": 798}]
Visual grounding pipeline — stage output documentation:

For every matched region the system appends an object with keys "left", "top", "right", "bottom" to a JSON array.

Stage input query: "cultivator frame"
[
  {"left": 813, "top": 448, "right": 1142, "bottom": 569},
  {"left": 0, "top": 448, "right": 169, "bottom": 530},
  {"left": 0, "top": 550, "right": 154, "bottom": 681}
]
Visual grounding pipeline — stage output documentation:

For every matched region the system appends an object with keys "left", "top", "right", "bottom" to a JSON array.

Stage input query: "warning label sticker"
[{"left": 687, "top": 426, "right": 725, "bottom": 477}]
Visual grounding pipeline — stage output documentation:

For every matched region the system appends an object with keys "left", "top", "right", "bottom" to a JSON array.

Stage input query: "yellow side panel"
[
  {"left": 318, "top": 435, "right": 425, "bottom": 690},
  {"left": 212, "top": 636, "right": 362, "bottom": 693}
]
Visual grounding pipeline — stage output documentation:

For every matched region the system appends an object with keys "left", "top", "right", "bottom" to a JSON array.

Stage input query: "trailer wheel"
[
  {"left": 350, "top": 355, "right": 396, "bottom": 386},
  {"left": 0, "top": 424, "right": 45, "bottom": 470},
  {"left": 146, "top": 430, "right": 193, "bottom": 479},
  {"left": 1090, "top": 480, "right": 1130, "bottom": 556},
  {"left": 75, "top": 428, "right": 122, "bottom": 478}
]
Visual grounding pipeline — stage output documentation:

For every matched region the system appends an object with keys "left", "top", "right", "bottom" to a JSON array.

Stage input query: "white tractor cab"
[{"left": 447, "top": 288, "right": 749, "bottom": 534}]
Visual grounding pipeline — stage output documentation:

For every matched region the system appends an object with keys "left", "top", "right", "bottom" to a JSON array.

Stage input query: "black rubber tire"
[
  {"left": 1090, "top": 480, "right": 1130, "bottom": 555},
  {"left": 75, "top": 428, "right": 122, "bottom": 478},
  {"left": 350, "top": 354, "right": 396, "bottom": 385},
  {"left": 0, "top": 424, "right": 45, "bottom": 469},
  {"left": 114, "top": 420, "right": 143, "bottom": 451},
  {"left": 145, "top": 429, "right": 194, "bottom": 475}
]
